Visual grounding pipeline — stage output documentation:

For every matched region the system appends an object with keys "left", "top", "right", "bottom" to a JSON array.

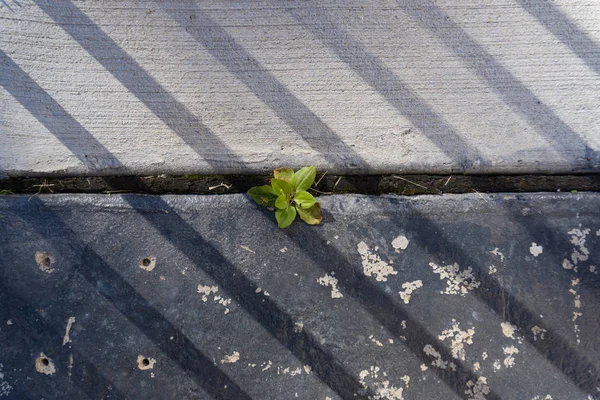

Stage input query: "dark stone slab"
[{"left": 0, "top": 193, "right": 598, "bottom": 400}]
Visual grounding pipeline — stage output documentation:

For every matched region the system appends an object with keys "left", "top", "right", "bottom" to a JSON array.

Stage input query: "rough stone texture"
[
  {"left": 0, "top": 192, "right": 599, "bottom": 399},
  {"left": 1, "top": 0, "right": 599, "bottom": 177}
]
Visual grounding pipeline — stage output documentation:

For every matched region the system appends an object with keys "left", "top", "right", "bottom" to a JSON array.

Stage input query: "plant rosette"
[{"left": 247, "top": 166, "right": 323, "bottom": 228}]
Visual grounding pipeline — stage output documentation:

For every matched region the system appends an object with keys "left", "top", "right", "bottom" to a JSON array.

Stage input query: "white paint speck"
[
  {"left": 473, "top": 362, "right": 480, "bottom": 371},
  {"left": 530, "top": 243, "right": 543, "bottom": 257},
  {"left": 488, "top": 265, "right": 497, "bottom": 274},
  {"left": 357, "top": 242, "right": 397, "bottom": 282},
  {"left": 399, "top": 280, "right": 423, "bottom": 304},
  {"left": 6, "top": 320, "right": 12, "bottom": 326},
  {"left": 280, "top": 247, "right": 288, "bottom": 253},
  {"left": 317, "top": 273, "right": 343, "bottom": 299},
  {"left": 481, "top": 352, "right": 488, "bottom": 360}
]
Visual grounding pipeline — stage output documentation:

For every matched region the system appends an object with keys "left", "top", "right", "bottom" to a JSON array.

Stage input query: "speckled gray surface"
[{"left": 0, "top": 193, "right": 599, "bottom": 399}]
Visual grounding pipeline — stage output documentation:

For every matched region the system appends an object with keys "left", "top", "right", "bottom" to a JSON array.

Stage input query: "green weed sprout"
[{"left": 247, "top": 166, "right": 323, "bottom": 228}]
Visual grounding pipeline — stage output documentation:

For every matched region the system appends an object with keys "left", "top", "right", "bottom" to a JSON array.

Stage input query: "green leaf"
[
  {"left": 247, "top": 185, "right": 278, "bottom": 207},
  {"left": 275, "top": 206, "right": 297, "bottom": 228},
  {"left": 271, "top": 179, "right": 294, "bottom": 198},
  {"left": 293, "top": 190, "right": 316, "bottom": 209},
  {"left": 273, "top": 168, "right": 294, "bottom": 182},
  {"left": 290, "top": 166, "right": 316, "bottom": 191},
  {"left": 296, "top": 203, "right": 323, "bottom": 225},
  {"left": 275, "top": 195, "right": 289, "bottom": 210}
]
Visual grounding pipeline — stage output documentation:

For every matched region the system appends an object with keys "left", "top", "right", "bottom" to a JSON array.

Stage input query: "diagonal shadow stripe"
[
  {"left": 33, "top": 0, "right": 247, "bottom": 172},
  {"left": 518, "top": 0, "right": 600, "bottom": 77},
  {"left": 0, "top": 280, "right": 127, "bottom": 400},
  {"left": 161, "top": 2, "right": 367, "bottom": 171},
  {"left": 250, "top": 208, "right": 499, "bottom": 400},
  {"left": 284, "top": 5, "right": 485, "bottom": 172},
  {"left": 13, "top": 197, "right": 254, "bottom": 400},
  {"left": 394, "top": 0, "right": 600, "bottom": 170},
  {"left": 0, "top": 49, "right": 123, "bottom": 171},
  {"left": 107, "top": 191, "right": 375, "bottom": 400}
]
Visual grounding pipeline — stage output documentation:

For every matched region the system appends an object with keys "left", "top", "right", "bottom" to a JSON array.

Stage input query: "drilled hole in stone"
[
  {"left": 43, "top": 257, "right": 51, "bottom": 267},
  {"left": 42, "top": 358, "right": 49, "bottom": 366},
  {"left": 142, "top": 258, "right": 151, "bottom": 267},
  {"left": 142, "top": 358, "right": 150, "bottom": 366}
]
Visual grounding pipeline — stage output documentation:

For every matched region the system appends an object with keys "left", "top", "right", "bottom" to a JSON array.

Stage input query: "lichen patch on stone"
[
  {"left": 35, "top": 353, "right": 56, "bottom": 375},
  {"left": 429, "top": 262, "right": 480, "bottom": 296},
  {"left": 357, "top": 242, "right": 397, "bottom": 282},
  {"left": 531, "top": 326, "right": 547, "bottom": 341},
  {"left": 399, "top": 280, "right": 423, "bottom": 304},
  {"left": 423, "top": 345, "right": 455, "bottom": 371},
  {"left": 317, "top": 273, "right": 343, "bottom": 299},
  {"left": 501, "top": 322, "right": 517, "bottom": 339},
  {"left": 62, "top": 316, "right": 76, "bottom": 346},
  {"left": 35, "top": 251, "right": 55, "bottom": 273},
  {"left": 0, "top": 363, "right": 13, "bottom": 397},
  {"left": 198, "top": 285, "right": 219, "bottom": 302},
  {"left": 358, "top": 366, "right": 404, "bottom": 400},
  {"left": 137, "top": 355, "right": 156, "bottom": 370},
  {"left": 465, "top": 376, "right": 490, "bottom": 400},
  {"left": 490, "top": 248, "right": 505, "bottom": 262},
  {"left": 138, "top": 256, "right": 156, "bottom": 271},
  {"left": 221, "top": 351, "right": 240, "bottom": 364},
  {"left": 529, "top": 243, "right": 543, "bottom": 257},
  {"left": 502, "top": 345, "right": 519, "bottom": 368},
  {"left": 392, "top": 234, "right": 409, "bottom": 252},
  {"left": 438, "top": 320, "right": 475, "bottom": 361}
]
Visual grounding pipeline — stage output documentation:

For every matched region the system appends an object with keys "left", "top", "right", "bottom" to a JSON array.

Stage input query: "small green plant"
[{"left": 248, "top": 166, "right": 323, "bottom": 228}]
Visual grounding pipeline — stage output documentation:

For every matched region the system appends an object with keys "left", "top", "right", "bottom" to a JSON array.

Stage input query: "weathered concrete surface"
[
  {"left": 1, "top": 0, "right": 599, "bottom": 177},
  {"left": 0, "top": 192, "right": 599, "bottom": 399}
]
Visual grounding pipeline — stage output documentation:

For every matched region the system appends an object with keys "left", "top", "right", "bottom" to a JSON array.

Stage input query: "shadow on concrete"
[
  {"left": 0, "top": 49, "right": 123, "bottom": 171},
  {"left": 518, "top": 0, "right": 600, "bottom": 77},
  {"left": 161, "top": 3, "right": 368, "bottom": 171},
  {"left": 11, "top": 197, "right": 254, "bottom": 400},
  {"left": 393, "top": 0, "right": 599, "bottom": 170},
  {"left": 284, "top": 6, "right": 483, "bottom": 172},
  {"left": 32, "top": 0, "right": 248, "bottom": 172},
  {"left": 0, "top": 281, "right": 127, "bottom": 400}
]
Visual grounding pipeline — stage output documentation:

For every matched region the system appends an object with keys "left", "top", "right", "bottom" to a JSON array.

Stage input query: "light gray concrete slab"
[{"left": 1, "top": 0, "right": 599, "bottom": 176}]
